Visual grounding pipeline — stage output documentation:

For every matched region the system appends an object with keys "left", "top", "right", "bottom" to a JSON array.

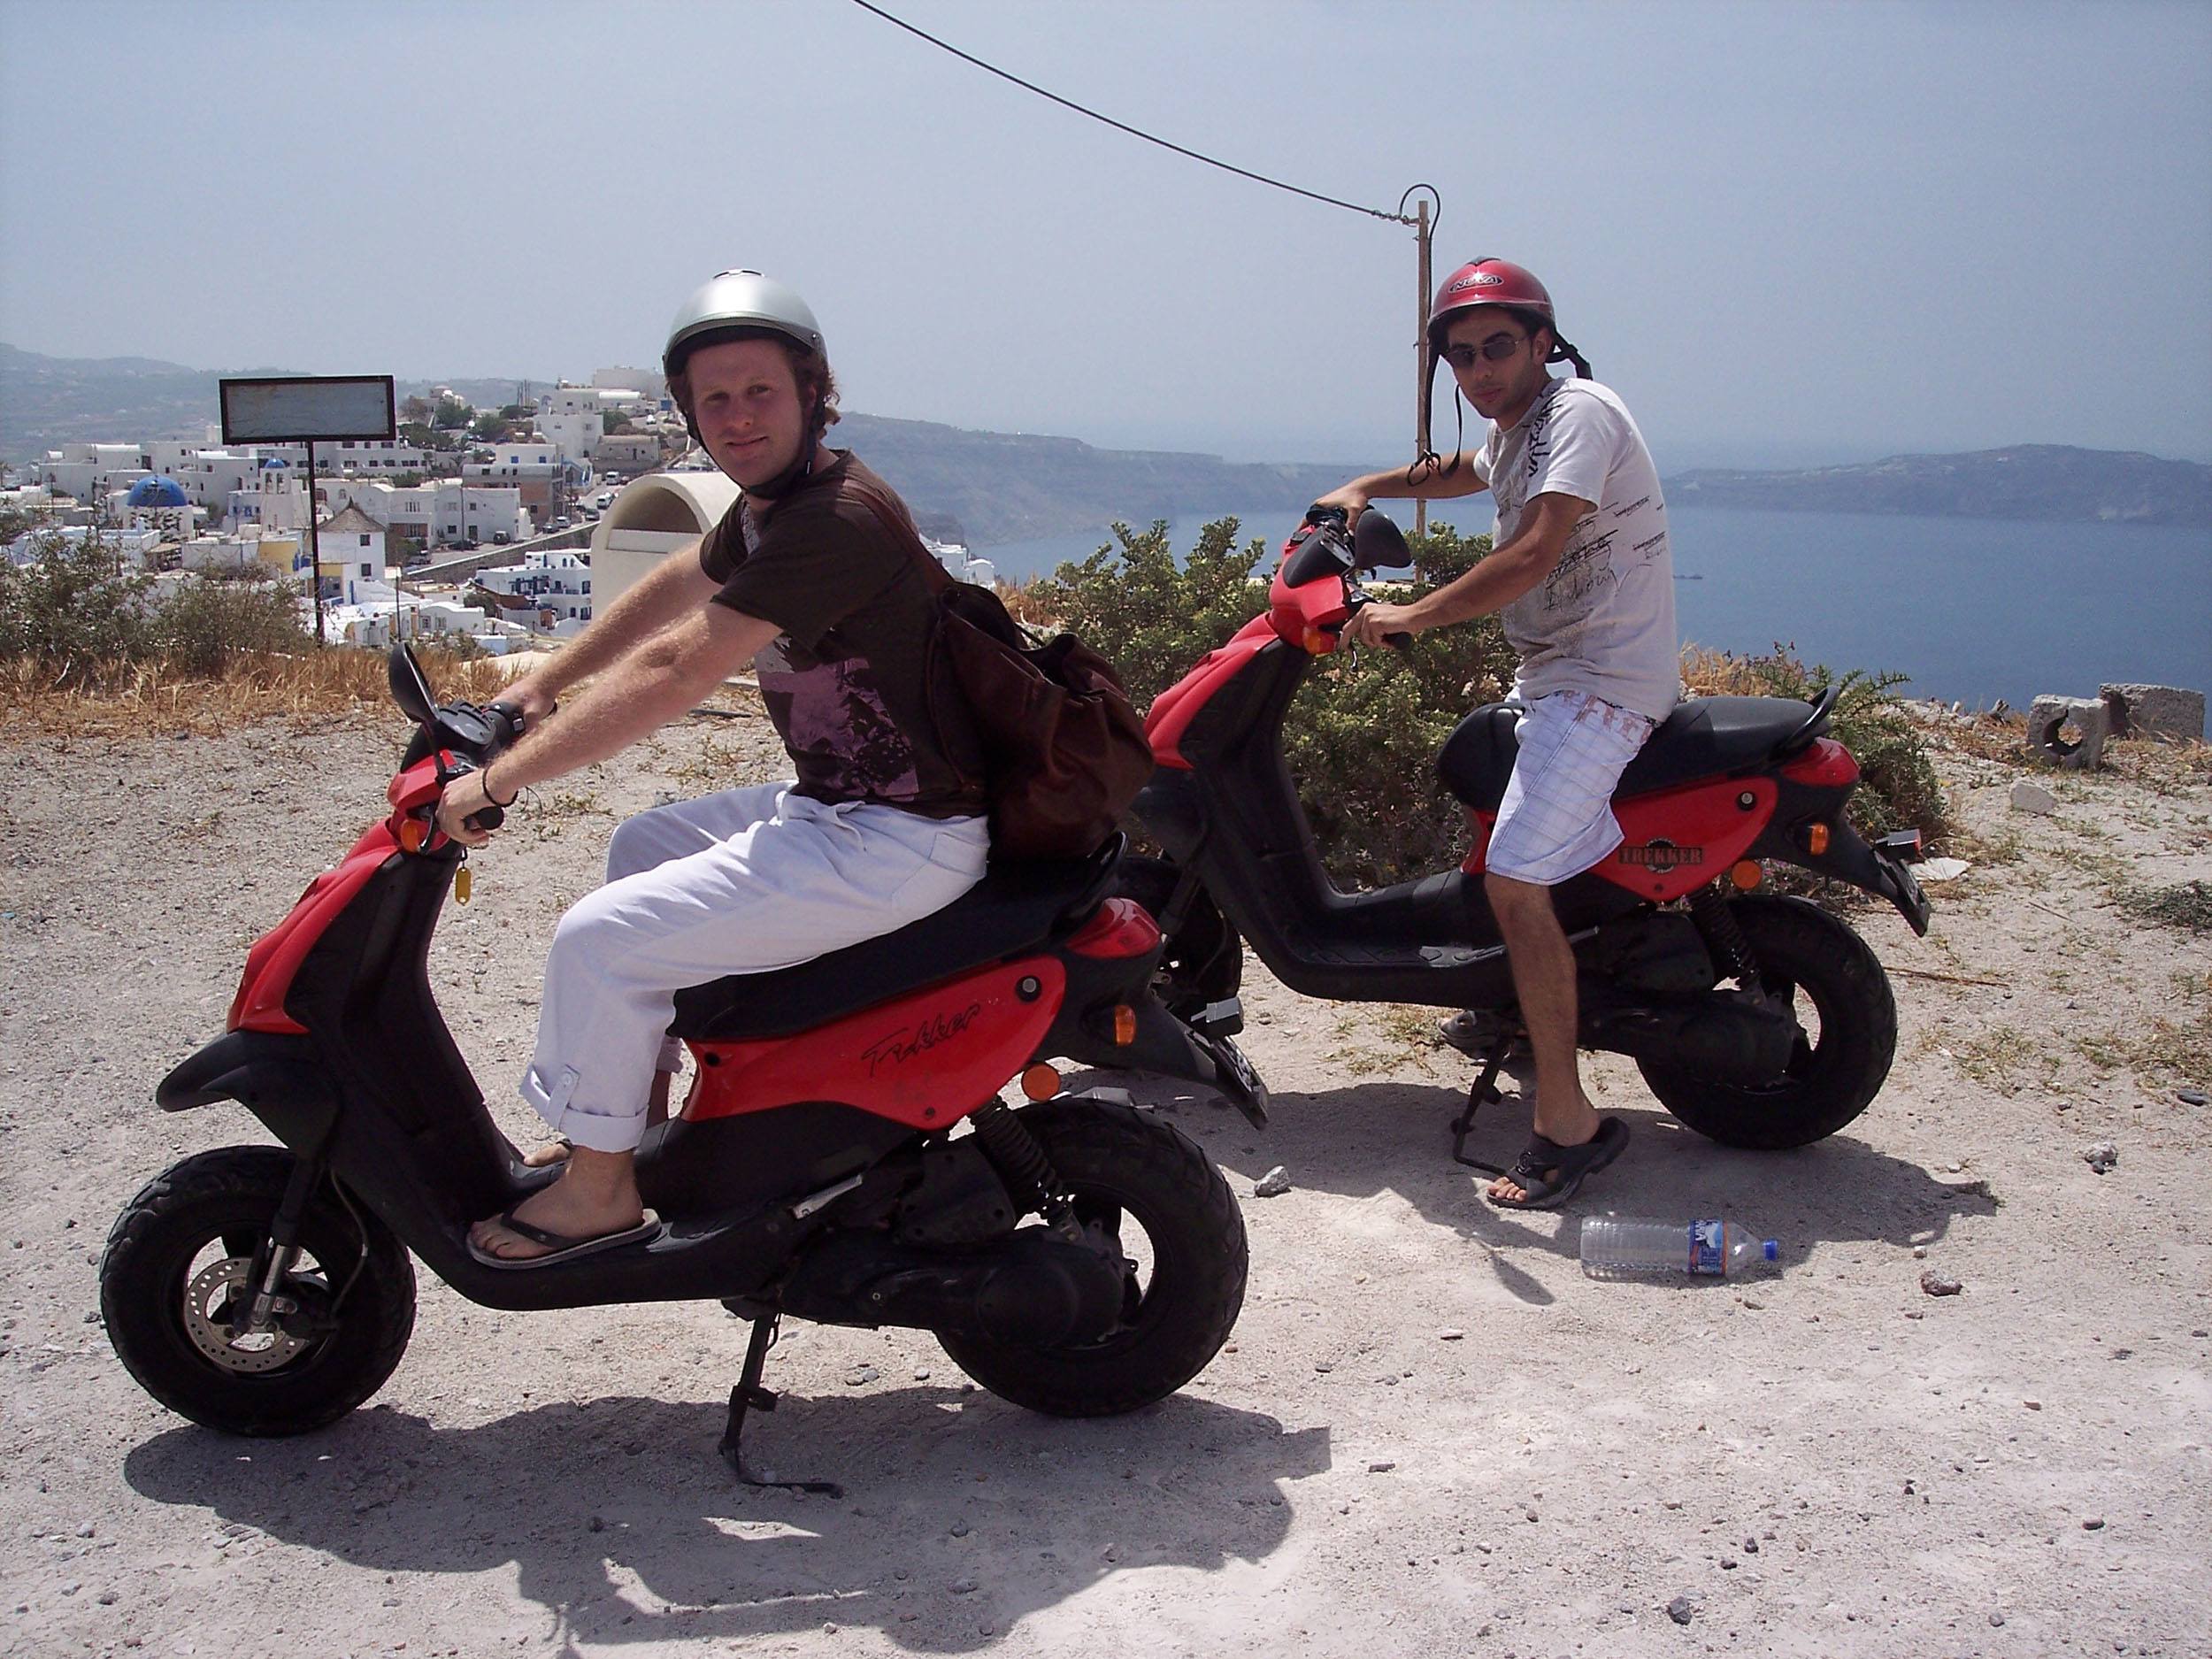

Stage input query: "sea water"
[{"left": 983, "top": 503, "right": 2211, "bottom": 733}]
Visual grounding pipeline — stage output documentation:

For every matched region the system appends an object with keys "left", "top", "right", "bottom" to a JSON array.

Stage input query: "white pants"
[{"left": 521, "top": 781, "right": 990, "bottom": 1153}]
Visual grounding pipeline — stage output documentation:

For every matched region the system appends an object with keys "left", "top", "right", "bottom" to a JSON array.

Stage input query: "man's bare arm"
[
  {"left": 503, "top": 540, "right": 723, "bottom": 710},
  {"left": 435, "top": 602, "right": 778, "bottom": 843},
  {"left": 1341, "top": 491, "right": 1592, "bottom": 647},
  {"left": 1313, "top": 454, "right": 1493, "bottom": 523}
]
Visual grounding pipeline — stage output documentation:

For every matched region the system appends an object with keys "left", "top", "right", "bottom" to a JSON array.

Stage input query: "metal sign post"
[{"left": 220, "top": 374, "right": 396, "bottom": 648}]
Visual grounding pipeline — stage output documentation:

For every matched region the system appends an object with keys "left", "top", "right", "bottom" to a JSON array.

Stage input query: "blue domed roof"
[
  {"left": 259, "top": 456, "right": 288, "bottom": 469},
  {"left": 127, "top": 477, "right": 191, "bottom": 508}
]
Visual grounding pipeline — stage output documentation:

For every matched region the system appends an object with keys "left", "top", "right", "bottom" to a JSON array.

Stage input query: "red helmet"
[{"left": 1426, "top": 257, "right": 1555, "bottom": 355}]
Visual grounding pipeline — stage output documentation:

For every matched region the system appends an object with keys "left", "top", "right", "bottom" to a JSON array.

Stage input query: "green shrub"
[
  {"left": 0, "top": 533, "right": 312, "bottom": 687},
  {"left": 1681, "top": 645, "right": 1945, "bottom": 841},
  {"left": 0, "top": 531, "right": 157, "bottom": 687},
  {"left": 150, "top": 567, "right": 312, "bottom": 676},
  {"left": 1032, "top": 514, "right": 1516, "bottom": 885}
]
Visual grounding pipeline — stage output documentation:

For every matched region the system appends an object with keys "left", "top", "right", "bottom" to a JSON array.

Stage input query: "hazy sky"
[{"left": 4, "top": 0, "right": 2208, "bottom": 470}]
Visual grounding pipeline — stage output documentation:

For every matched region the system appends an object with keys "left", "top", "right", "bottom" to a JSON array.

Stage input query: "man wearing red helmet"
[{"left": 1327, "top": 257, "right": 1678, "bottom": 1209}]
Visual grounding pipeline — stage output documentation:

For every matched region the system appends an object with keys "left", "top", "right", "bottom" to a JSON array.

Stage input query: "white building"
[
  {"left": 364, "top": 481, "right": 528, "bottom": 549},
  {"left": 472, "top": 548, "right": 593, "bottom": 626},
  {"left": 537, "top": 383, "right": 649, "bottom": 467},
  {"left": 38, "top": 442, "right": 150, "bottom": 503},
  {"left": 320, "top": 505, "right": 388, "bottom": 603},
  {"left": 122, "top": 475, "right": 197, "bottom": 542},
  {"left": 6, "top": 524, "right": 164, "bottom": 568},
  {"left": 312, "top": 438, "right": 432, "bottom": 476}
]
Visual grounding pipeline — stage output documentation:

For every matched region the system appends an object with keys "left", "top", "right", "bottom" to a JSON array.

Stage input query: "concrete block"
[
  {"left": 2026, "top": 695, "right": 2108, "bottom": 770},
  {"left": 2100, "top": 682, "right": 2207, "bottom": 743}
]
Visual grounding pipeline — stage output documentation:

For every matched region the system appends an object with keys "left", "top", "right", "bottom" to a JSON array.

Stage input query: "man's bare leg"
[{"left": 1485, "top": 872, "right": 1602, "bottom": 1203}]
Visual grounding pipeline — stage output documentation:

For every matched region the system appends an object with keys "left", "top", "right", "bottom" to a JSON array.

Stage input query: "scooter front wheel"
[
  {"left": 101, "top": 1146, "right": 417, "bottom": 1435},
  {"left": 937, "top": 1099, "right": 1247, "bottom": 1417},
  {"left": 1636, "top": 895, "right": 1898, "bottom": 1148}
]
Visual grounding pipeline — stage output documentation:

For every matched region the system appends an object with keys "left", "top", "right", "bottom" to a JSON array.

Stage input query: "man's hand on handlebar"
[
  {"left": 435, "top": 767, "right": 507, "bottom": 848},
  {"left": 1309, "top": 486, "right": 1371, "bottom": 527},
  {"left": 1342, "top": 599, "right": 1420, "bottom": 651}
]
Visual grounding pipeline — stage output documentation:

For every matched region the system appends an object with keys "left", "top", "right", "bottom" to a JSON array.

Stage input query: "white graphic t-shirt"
[{"left": 1473, "top": 376, "right": 1679, "bottom": 721}]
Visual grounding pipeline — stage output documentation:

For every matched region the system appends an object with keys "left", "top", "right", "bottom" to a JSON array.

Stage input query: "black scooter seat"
[
  {"left": 668, "top": 836, "right": 1124, "bottom": 1043},
  {"left": 1438, "top": 695, "right": 1827, "bottom": 812}
]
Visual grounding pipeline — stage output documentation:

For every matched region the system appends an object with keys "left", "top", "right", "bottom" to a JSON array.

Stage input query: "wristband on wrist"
[{"left": 482, "top": 763, "right": 519, "bottom": 808}]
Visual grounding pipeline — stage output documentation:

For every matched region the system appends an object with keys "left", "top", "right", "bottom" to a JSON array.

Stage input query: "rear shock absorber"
[
  {"left": 1687, "top": 880, "right": 1759, "bottom": 986},
  {"left": 969, "top": 1101, "right": 1081, "bottom": 1239}
]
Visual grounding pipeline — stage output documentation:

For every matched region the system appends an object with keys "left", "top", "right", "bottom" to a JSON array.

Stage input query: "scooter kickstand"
[
  {"left": 1448, "top": 1039, "right": 1512, "bottom": 1178},
  {"left": 718, "top": 1315, "right": 843, "bottom": 1498}
]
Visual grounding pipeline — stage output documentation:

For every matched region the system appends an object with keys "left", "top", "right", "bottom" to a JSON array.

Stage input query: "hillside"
[
  {"left": 1665, "top": 444, "right": 2212, "bottom": 526},
  {"left": 835, "top": 411, "right": 1351, "bottom": 545},
  {"left": 0, "top": 343, "right": 545, "bottom": 457}
]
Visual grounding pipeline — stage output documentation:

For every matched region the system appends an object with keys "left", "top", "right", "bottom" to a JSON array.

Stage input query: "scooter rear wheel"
[
  {"left": 102, "top": 1146, "right": 417, "bottom": 1436},
  {"left": 1636, "top": 895, "right": 1898, "bottom": 1148},
  {"left": 937, "top": 1099, "right": 1246, "bottom": 1417}
]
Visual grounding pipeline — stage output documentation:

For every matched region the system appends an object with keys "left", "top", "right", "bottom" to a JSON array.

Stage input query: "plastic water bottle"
[{"left": 1578, "top": 1217, "right": 1778, "bottom": 1279}]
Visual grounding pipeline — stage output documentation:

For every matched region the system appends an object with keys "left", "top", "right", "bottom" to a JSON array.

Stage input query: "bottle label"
[{"left": 1689, "top": 1220, "right": 1724, "bottom": 1275}]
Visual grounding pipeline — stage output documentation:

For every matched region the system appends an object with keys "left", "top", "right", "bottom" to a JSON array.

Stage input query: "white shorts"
[
  {"left": 1485, "top": 690, "right": 1655, "bottom": 887},
  {"left": 521, "top": 781, "right": 989, "bottom": 1153}
]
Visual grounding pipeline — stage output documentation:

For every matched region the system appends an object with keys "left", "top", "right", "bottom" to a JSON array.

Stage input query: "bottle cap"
[{"left": 1763, "top": 1240, "right": 1779, "bottom": 1260}]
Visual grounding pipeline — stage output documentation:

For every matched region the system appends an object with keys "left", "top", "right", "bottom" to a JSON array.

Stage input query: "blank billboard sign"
[{"left": 220, "top": 375, "right": 396, "bottom": 443}]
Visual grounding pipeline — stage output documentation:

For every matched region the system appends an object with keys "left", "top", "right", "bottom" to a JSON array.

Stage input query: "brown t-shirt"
[{"left": 698, "top": 452, "right": 984, "bottom": 818}]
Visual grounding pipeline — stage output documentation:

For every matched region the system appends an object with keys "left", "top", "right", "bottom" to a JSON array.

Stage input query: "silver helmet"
[{"left": 662, "top": 269, "right": 824, "bottom": 380}]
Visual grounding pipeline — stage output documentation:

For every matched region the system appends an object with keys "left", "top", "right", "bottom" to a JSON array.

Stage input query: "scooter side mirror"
[
  {"left": 388, "top": 643, "right": 437, "bottom": 726},
  {"left": 1353, "top": 511, "right": 1411, "bottom": 572}
]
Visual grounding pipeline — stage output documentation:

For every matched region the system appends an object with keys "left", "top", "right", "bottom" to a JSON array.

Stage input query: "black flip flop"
[
  {"left": 468, "top": 1208, "right": 658, "bottom": 1271},
  {"left": 1487, "top": 1116, "right": 1629, "bottom": 1210}
]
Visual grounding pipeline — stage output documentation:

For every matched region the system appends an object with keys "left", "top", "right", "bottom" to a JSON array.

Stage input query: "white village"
[{"left": 2, "top": 368, "right": 994, "bottom": 657}]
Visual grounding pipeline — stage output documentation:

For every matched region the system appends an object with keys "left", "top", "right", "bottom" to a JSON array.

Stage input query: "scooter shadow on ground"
[
  {"left": 1125, "top": 1069, "right": 2001, "bottom": 1307},
  {"left": 122, "top": 1387, "right": 1325, "bottom": 1651}
]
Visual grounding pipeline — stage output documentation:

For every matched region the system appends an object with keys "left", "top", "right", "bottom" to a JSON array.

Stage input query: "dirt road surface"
[{"left": 3, "top": 701, "right": 2206, "bottom": 1658}]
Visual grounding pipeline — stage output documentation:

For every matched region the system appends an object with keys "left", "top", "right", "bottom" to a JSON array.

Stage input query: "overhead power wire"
[{"left": 848, "top": 0, "right": 1422, "bottom": 227}]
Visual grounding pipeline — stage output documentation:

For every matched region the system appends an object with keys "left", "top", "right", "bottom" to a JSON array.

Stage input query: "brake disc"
[{"left": 182, "top": 1258, "right": 311, "bottom": 1373}]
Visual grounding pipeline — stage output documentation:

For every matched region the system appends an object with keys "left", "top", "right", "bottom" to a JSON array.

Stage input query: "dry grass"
[
  {"left": 2122, "top": 879, "right": 2212, "bottom": 934},
  {"left": 0, "top": 649, "right": 512, "bottom": 738}
]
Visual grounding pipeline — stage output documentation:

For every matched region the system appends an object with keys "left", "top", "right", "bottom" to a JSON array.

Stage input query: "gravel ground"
[{"left": 1, "top": 696, "right": 2208, "bottom": 1659}]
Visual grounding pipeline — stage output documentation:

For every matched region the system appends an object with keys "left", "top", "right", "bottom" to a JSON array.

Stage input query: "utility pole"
[{"left": 1393, "top": 185, "right": 1440, "bottom": 541}]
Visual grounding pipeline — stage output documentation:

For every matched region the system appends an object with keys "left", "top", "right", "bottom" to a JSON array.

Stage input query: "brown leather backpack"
[{"left": 853, "top": 487, "right": 1153, "bottom": 862}]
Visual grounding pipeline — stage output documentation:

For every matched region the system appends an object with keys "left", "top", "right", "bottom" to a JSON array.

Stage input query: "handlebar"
[{"left": 458, "top": 700, "right": 528, "bottom": 833}]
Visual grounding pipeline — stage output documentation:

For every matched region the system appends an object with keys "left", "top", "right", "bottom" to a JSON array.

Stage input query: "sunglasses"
[{"left": 1440, "top": 333, "right": 1532, "bottom": 370}]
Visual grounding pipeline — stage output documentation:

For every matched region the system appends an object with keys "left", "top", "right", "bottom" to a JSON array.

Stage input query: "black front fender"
[{"left": 156, "top": 1031, "right": 340, "bottom": 1147}]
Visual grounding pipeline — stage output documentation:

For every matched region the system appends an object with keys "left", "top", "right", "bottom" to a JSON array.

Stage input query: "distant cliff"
[
  {"left": 0, "top": 343, "right": 531, "bottom": 457},
  {"left": 1663, "top": 445, "right": 2211, "bottom": 527},
  {"left": 834, "top": 413, "right": 1351, "bottom": 547}
]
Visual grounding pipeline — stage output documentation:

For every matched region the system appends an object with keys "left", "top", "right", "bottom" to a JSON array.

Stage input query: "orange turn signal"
[
  {"left": 1113, "top": 1004, "right": 1139, "bottom": 1045},
  {"left": 1301, "top": 628, "right": 1333, "bottom": 655},
  {"left": 1021, "top": 1064, "right": 1062, "bottom": 1102},
  {"left": 397, "top": 817, "right": 427, "bottom": 853},
  {"left": 1806, "top": 822, "right": 1832, "bottom": 856},
  {"left": 1731, "top": 859, "right": 1763, "bottom": 891}
]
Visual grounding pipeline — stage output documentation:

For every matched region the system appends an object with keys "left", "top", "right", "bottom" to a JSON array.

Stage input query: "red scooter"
[
  {"left": 1119, "top": 508, "right": 1931, "bottom": 1168},
  {"left": 101, "top": 645, "right": 1264, "bottom": 1486}
]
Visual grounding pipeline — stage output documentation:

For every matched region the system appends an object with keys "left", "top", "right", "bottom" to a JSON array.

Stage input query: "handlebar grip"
[
  {"left": 464, "top": 803, "right": 505, "bottom": 833},
  {"left": 1382, "top": 632, "right": 1412, "bottom": 650}
]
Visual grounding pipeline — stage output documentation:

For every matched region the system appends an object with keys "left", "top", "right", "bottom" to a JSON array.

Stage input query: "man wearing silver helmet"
[{"left": 437, "top": 271, "right": 989, "bottom": 1266}]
